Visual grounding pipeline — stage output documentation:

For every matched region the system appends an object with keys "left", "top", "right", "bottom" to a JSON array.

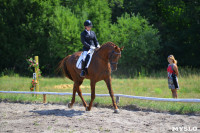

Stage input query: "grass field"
[{"left": 0, "top": 75, "right": 199, "bottom": 114}]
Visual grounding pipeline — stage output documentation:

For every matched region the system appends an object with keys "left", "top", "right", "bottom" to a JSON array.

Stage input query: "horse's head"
[{"left": 109, "top": 45, "right": 124, "bottom": 71}]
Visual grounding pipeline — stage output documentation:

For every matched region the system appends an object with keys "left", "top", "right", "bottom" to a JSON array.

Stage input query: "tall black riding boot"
[{"left": 80, "top": 60, "right": 86, "bottom": 77}]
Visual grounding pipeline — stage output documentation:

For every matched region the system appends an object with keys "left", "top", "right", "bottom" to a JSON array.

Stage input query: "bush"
[
  {"left": 109, "top": 13, "right": 160, "bottom": 76},
  {"left": 0, "top": 0, "right": 160, "bottom": 77}
]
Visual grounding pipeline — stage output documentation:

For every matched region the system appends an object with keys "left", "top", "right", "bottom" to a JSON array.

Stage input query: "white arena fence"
[{"left": 0, "top": 91, "right": 200, "bottom": 103}]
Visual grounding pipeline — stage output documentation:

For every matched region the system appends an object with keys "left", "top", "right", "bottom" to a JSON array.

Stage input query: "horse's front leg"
[
  {"left": 104, "top": 77, "right": 119, "bottom": 113},
  {"left": 86, "top": 80, "right": 96, "bottom": 111}
]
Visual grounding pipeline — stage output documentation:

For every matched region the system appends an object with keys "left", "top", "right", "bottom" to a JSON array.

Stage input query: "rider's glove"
[
  {"left": 97, "top": 44, "right": 100, "bottom": 48},
  {"left": 90, "top": 45, "right": 96, "bottom": 50}
]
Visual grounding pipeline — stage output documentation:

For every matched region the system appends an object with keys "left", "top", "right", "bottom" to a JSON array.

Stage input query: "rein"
[{"left": 109, "top": 50, "right": 121, "bottom": 65}]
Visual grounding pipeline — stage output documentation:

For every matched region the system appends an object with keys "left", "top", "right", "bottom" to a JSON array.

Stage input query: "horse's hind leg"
[
  {"left": 68, "top": 83, "right": 77, "bottom": 108},
  {"left": 68, "top": 81, "right": 87, "bottom": 109},
  {"left": 77, "top": 84, "right": 87, "bottom": 108}
]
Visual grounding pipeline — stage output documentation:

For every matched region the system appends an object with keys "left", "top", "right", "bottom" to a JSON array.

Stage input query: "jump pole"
[{"left": 34, "top": 56, "right": 39, "bottom": 97}]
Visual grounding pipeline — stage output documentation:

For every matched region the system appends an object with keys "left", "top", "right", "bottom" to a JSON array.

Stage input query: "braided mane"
[
  {"left": 97, "top": 42, "right": 118, "bottom": 51},
  {"left": 102, "top": 42, "right": 117, "bottom": 47}
]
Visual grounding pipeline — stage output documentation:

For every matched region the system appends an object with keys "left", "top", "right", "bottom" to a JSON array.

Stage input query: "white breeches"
[
  {"left": 82, "top": 51, "right": 88, "bottom": 61},
  {"left": 82, "top": 49, "right": 95, "bottom": 61}
]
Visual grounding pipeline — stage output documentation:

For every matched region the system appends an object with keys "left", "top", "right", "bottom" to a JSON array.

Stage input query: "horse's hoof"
[
  {"left": 68, "top": 103, "right": 72, "bottom": 108},
  {"left": 114, "top": 109, "right": 120, "bottom": 113}
]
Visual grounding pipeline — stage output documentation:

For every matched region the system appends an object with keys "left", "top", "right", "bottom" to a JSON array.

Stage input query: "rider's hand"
[
  {"left": 97, "top": 44, "right": 100, "bottom": 48},
  {"left": 90, "top": 45, "right": 96, "bottom": 50}
]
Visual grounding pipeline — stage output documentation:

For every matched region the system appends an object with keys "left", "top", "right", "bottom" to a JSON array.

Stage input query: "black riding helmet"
[{"left": 84, "top": 20, "right": 93, "bottom": 27}]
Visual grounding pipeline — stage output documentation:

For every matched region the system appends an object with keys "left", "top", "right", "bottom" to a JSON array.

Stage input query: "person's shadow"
[{"left": 30, "top": 109, "right": 85, "bottom": 117}]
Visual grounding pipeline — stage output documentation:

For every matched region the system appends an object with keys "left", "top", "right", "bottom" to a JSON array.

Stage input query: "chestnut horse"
[{"left": 58, "top": 42, "right": 124, "bottom": 113}]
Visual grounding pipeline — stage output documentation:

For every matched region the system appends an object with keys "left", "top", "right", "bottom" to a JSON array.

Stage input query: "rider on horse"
[{"left": 80, "top": 20, "right": 100, "bottom": 77}]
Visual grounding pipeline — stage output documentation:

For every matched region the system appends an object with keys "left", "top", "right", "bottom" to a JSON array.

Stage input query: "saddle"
[{"left": 76, "top": 49, "right": 95, "bottom": 69}]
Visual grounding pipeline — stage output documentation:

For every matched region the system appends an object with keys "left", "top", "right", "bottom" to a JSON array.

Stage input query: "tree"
[
  {"left": 109, "top": 13, "right": 160, "bottom": 76},
  {"left": 62, "top": 0, "right": 112, "bottom": 44}
]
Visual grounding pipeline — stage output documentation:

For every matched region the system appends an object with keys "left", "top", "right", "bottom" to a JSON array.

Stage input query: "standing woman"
[
  {"left": 80, "top": 20, "right": 100, "bottom": 77},
  {"left": 167, "top": 55, "right": 179, "bottom": 98}
]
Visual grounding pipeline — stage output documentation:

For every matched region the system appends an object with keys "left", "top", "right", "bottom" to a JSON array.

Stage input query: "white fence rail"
[{"left": 0, "top": 91, "right": 200, "bottom": 103}]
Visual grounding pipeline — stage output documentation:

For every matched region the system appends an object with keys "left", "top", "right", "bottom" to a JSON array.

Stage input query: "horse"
[{"left": 58, "top": 42, "right": 124, "bottom": 113}]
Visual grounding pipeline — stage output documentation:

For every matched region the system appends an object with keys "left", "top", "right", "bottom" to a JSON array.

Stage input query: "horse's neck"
[{"left": 95, "top": 46, "right": 111, "bottom": 62}]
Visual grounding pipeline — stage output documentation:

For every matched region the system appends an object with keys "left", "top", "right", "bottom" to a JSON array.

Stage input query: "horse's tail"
[{"left": 57, "top": 55, "right": 73, "bottom": 81}]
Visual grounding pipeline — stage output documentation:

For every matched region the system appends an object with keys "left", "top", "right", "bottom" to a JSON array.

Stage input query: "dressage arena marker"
[{"left": 0, "top": 91, "right": 200, "bottom": 103}]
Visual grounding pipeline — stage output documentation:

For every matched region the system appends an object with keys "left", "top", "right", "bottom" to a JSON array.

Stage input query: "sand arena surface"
[{"left": 0, "top": 102, "right": 199, "bottom": 133}]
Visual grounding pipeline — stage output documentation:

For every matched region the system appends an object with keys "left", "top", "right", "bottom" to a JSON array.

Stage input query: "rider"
[{"left": 80, "top": 20, "right": 100, "bottom": 77}]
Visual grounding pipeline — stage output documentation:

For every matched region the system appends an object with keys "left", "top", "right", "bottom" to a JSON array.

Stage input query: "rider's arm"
[{"left": 81, "top": 33, "right": 90, "bottom": 49}]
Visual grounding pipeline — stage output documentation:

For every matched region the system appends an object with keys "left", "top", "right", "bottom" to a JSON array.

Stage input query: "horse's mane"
[
  {"left": 101, "top": 42, "right": 117, "bottom": 48},
  {"left": 97, "top": 42, "right": 117, "bottom": 52}
]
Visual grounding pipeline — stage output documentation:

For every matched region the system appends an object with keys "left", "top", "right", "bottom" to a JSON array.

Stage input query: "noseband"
[{"left": 109, "top": 50, "right": 121, "bottom": 65}]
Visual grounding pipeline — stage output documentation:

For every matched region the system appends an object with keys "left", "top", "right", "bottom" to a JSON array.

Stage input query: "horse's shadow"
[{"left": 30, "top": 109, "right": 85, "bottom": 117}]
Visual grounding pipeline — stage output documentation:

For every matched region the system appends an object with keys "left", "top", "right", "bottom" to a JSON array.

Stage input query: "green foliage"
[
  {"left": 0, "top": 0, "right": 199, "bottom": 76},
  {"left": 120, "top": 0, "right": 200, "bottom": 67},
  {"left": 109, "top": 13, "right": 160, "bottom": 75},
  {"left": 0, "top": 0, "right": 82, "bottom": 75},
  {"left": 63, "top": 0, "right": 112, "bottom": 44},
  {"left": 48, "top": 6, "right": 81, "bottom": 56}
]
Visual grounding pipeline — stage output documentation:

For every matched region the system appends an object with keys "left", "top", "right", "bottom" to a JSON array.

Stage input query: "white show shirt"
[{"left": 85, "top": 29, "right": 91, "bottom": 35}]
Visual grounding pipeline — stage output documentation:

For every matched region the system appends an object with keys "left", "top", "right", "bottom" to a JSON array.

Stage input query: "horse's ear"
[{"left": 120, "top": 46, "right": 124, "bottom": 51}]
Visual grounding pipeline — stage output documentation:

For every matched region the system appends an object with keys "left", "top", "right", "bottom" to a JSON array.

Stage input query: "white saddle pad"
[{"left": 76, "top": 49, "right": 95, "bottom": 69}]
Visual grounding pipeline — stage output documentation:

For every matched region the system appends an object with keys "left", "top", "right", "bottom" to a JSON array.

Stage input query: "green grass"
[{"left": 0, "top": 75, "right": 200, "bottom": 114}]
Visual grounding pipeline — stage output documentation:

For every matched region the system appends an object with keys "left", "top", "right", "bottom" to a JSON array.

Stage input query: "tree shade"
[{"left": 0, "top": 0, "right": 199, "bottom": 76}]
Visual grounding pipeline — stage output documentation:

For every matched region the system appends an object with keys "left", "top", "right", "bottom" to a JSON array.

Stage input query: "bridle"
[{"left": 109, "top": 50, "right": 121, "bottom": 65}]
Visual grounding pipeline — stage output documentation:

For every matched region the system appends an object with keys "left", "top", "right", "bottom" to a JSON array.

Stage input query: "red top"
[{"left": 167, "top": 65, "right": 174, "bottom": 74}]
